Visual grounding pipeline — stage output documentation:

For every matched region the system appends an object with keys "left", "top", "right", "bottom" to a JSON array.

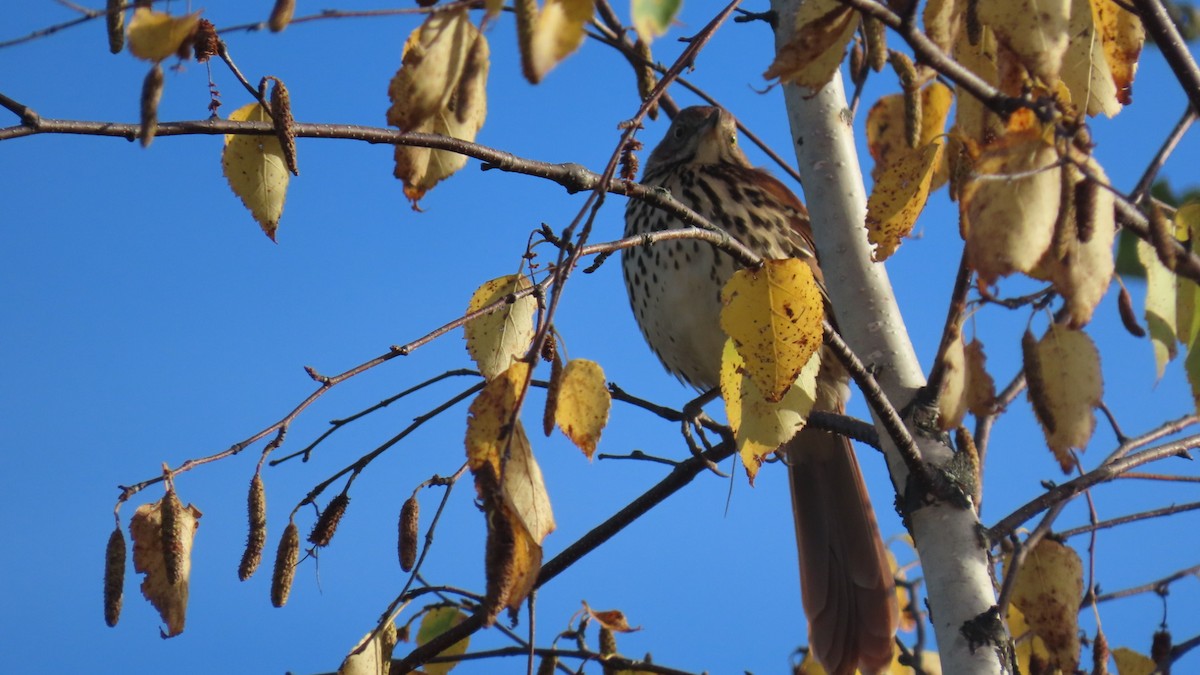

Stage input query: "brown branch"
[
  {"left": 988, "top": 434, "right": 1200, "bottom": 543},
  {"left": 923, "top": 250, "right": 972, "bottom": 409},
  {"left": 1118, "top": 472, "right": 1200, "bottom": 482},
  {"left": 1132, "top": 0, "right": 1200, "bottom": 114},
  {"left": 1058, "top": 500, "right": 1200, "bottom": 539},
  {"left": 1130, "top": 105, "right": 1197, "bottom": 203},
  {"left": 114, "top": 273, "right": 552, "bottom": 502},
  {"left": 0, "top": 0, "right": 156, "bottom": 49},
  {"left": 1090, "top": 562, "right": 1200, "bottom": 605}
]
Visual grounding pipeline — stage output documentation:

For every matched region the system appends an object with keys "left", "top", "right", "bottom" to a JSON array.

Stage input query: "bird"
[{"left": 622, "top": 105, "right": 898, "bottom": 675}]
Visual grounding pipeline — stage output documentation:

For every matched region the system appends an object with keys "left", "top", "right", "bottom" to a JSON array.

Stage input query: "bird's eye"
[{"left": 672, "top": 125, "right": 686, "bottom": 139}]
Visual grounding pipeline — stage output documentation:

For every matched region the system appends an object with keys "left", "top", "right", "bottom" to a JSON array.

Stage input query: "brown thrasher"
[{"left": 622, "top": 106, "right": 897, "bottom": 675}]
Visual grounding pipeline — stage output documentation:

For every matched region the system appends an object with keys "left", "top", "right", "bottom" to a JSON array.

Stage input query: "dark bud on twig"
[
  {"left": 139, "top": 64, "right": 164, "bottom": 148},
  {"left": 271, "top": 522, "right": 299, "bottom": 607},
  {"left": 1117, "top": 284, "right": 1146, "bottom": 338},
  {"left": 1092, "top": 628, "right": 1109, "bottom": 675},
  {"left": 238, "top": 473, "right": 267, "bottom": 581},
  {"left": 193, "top": 19, "right": 219, "bottom": 63},
  {"left": 161, "top": 487, "right": 185, "bottom": 585},
  {"left": 540, "top": 333, "right": 557, "bottom": 363},
  {"left": 268, "top": 0, "right": 295, "bottom": 32},
  {"left": 536, "top": 654, "right": 558, "bottom": 675},
  {"left": 543, "top": 349, "right": 564, "bottom": 437},
  {"left": 106, "top": 0, "right": 124, "bottom": 54},
  {"left": 1151, "top": 629, "right": 1171, "bottom": 667},
  {"left": 1074, "top": 177, "right": 1097, "bottom": 243},
  {"left": 515, "top": 0, "right": 538, "bottom": 84},
  {"left": 398, "top": 495, "right": 420, "bottom": 572},
  {"left": 268, "top": 78, "right": 299, "bottom": 176},
  {"left": 634, "top": 39, "right": 658, "bottom": 121},
  {"left": 864, "top": 15, "right": 888, "bottom": 72},
  {"left": 483, "top": 507, "right": 517, "bottom": 625},
  {"left": 889, "top": 52, "right": 920, "bottom": 148},
  {"left": 1149, "top": 202, "right": 1178, "bottom": 271},
  {"left": 308, "top": 493, "right": 350, "bottom": 547},
  {"left": 103, "top": 526, "right": 126, "bottom": 627}
]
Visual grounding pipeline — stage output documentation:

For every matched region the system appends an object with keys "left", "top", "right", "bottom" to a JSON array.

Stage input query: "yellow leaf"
[
  {"left": 977, "top": 0, "right": 1070, "bottom": 84},
  {"left": 415, "top": 608, "right": 469, "bottom": 675},
  {"left": 960, "top": 130, "right": 1060, "bottom": 284},
  {"left": 1060, "top": 0, "right": 1122, "bottom": 116},
  {"left": 500, "top": 421, "right": 556, "bottom": 544},
  {"left": 1007, "top": 604, "right": 1052, "bottom": 675},
  {"left": 1137, "top": 238, "right": 1178, "bottom": 380},
  {"left": 866, "top": 140, "right": 944, "bottom": 261},
  {"left": 952, "top": 27, "right": 1005, "bottom": 147},
  {"left": 719, "top": 258, "right": 824, "bottom": 403},
  {"left": 632, "top": 0, "right": 681, "bottom": 43},
  {"left": 1111, "top": 647, "right": 1156, "bottom": 675},
  {"left": 336, "top": 622, "right": 397, "bottom": 675},
  {"left": 763, "top": 0, "right": 859, "bottom": 90},
  {"left": 222, "top": 103, "right": 290, "bottom": 240},
  {"left": 464, "top": 275, "right": 536, "bottom": 380},
  {"left": 1091, "top": 0, "right": 1144, "bottom": 106},
  {"left": 386, "top": 9, "right": 489, "bottom": 205},
  {"left": 553, "top": 359, "right": 611, "bottom": 459},
  {"left": 527, "top": 0, "right": 593, "bottom": 83},
  {"left": 866, "top": 81, "right": 954, "bottom": 182},
  {"left": 126, "top": 8, "right": 200, "bottom": 62},
  {"left": 1037, "top": 156, "right": 1115, "bottom": 327},
  {"left": 964, "top": 338, "right": 997, "bottom": 416},
  {"left": 130, "top": 494, "right": 202, "bottom": 637},
  {"left": 1006, "top": 539, "right": 1083, "bottom": 672},
  {"left": 796, "top": 648, "right": 829, "bottom": 675},
  {"left": 935, "top": 332, "right": 968, "bottom": 430},
  {"left": 466, "top": 361, "right": 531, "bottom": 477},
  {"left": 720, "top": 340, "right": 817, "bottom": 483},
  {"left": 1023, "top": 325, "right": 1103, "bottom": 471}
]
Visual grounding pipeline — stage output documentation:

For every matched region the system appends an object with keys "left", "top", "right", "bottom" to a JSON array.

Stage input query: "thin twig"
[
  {"left": 1090, "top": 563, "right": 1200, "bottom": 605},
  {"left": 1132, "top": 0, "right": 1200, "bottom": 114},
  {"left": 1058, "top": 500, "right": 1200, "bottom": 539},
  {"left": 1130, "top": 105, "right": 1197, "bottom": 203}
]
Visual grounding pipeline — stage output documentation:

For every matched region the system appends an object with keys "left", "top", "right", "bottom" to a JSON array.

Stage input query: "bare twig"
[
  {"left": 1058, "top": 500, "right": 1200, "bottom": 539},
  {"left": 1130, "top": 105, "right": 1197, "bottom": 203},
  {"left": 1090, "top": 563, "right": 1200, "bottom": 605}
]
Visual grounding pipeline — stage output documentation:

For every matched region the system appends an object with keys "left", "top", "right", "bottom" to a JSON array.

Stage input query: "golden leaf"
[
  {"left": 1006, "top": 539, "right": 1083, "bottom": 672},
  {"left": 1060, "top": 0, "right": 1121, "bottom": 116},
  {"left": 336, "top": 622, "right": 397, "bottom": 675},
  {"left": 1111, "top": 647, "right": 1156, "bottom": 675},
  {"left": 1024, "top": 325, "right": 1103, "bottom": 470},
  {"left": 464, "top": 274, "right": 536, "bottom": 380},
  {"left": 126, "top": 8, "right": 200, "bottom": 62},
  {"left": 720, "top": 339, "right": 818, "bottom": 483},
  {"left": 222, "top": 103, "right": 290, "bottom": 240},
  {"left": 866, "top": 140, "right": 944, "bottom": 261},
  {"left": 1007, "top": 604, "right": 1052, "bottom": 675},
  {"left": 960, "top": 130, "right": 1060, "bottom": 284},
  {"left": 415, "top": 608, "right": 469, "bottom": 675},
  {"left": 719, "top": 258, "right": 824, "bottom": 403},
  {"left": 763, "top": 0, "right": 859, "bottom": 90},
  {"left": 386, "top": 9, "right": 489, "bottom": 205},
  {"left": 977, "top": 0, "right": 1070, "bottom": 84},
  {"left": 466, "top": 361, "right": 531, "bottom": 477},
  {"left": 866, "top": 81, "right": 954, "bottom": 184},
  {"left": 923, "top": 0, "right": 964, "bottom": 54},
  {"left": 952, "top": 27, "right": 1005, "bottom": 147},
  {"left": 130, "top": 494, "right": 202, "bottom": 637},
  {"left": 553, "top": 358, "right": 611, "bottom": 459},
  {"left": 527, "top": 0, "right": 594, "bottom": 83},
  {"left": 1091, "top": 0, "right": 1144, "bottom": 106}
]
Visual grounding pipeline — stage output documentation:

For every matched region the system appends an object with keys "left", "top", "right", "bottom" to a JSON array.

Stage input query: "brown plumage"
[{"left": 623, "top": 106, "right": 898, "bottom": 675}]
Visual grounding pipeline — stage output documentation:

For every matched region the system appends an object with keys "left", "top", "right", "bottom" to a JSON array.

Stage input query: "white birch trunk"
[{"left": 768, "top": 2, "right": 1006, "bottom": 673}]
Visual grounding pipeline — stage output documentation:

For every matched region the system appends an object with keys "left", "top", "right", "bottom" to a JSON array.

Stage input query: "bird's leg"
[{"left": 680, "top": 387, "right": 728, "bottom": 476}]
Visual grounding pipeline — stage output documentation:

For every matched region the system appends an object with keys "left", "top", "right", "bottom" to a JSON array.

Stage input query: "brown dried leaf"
[
  {"left": 130, "top": 495, "right": 202, "bottom": 636},
  {"left": 764, "top": 0, "right": 859, "bottom": 90},
  {"left": 964, "top": 338, "right": 997, "bottom": 415}
]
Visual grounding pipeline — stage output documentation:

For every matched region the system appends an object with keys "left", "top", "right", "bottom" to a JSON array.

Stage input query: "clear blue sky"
[{"left": 2, "top": 2, "right": 1198, "bottom": 674}]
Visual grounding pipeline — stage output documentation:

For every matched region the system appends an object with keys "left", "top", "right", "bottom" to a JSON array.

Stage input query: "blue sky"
[{"left": 3, "top": 2, "right": 1199, "bottom": 674}]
